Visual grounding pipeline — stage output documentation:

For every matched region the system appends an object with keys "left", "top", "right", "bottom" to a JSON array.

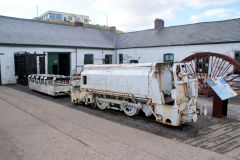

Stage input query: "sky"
[{"left": 0, "top": 0, "right": 240, "bottom": 32}]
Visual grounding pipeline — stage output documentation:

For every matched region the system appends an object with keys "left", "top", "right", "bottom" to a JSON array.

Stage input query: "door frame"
[
  {"left": 47, "top": 52, "right": 71, "bottom": 76},
  {"left": 0, "top": 53, "right": 4, "bottom": 85}
]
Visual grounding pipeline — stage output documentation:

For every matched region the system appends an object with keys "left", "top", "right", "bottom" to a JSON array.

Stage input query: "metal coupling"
[
  {"left": 181, "top": 113, "right": 198, "bottom": 122},
  {"left": 197, "top": 105, "right": 207, "bottom": 116}
]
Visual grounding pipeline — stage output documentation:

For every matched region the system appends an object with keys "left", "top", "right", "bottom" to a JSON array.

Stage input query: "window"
[
  {"left": 235, "top": 51, "right": 240, "bottom": 74},
  {"left": 105, "top": 55, "right": 112, "bottom": 64},
  {"left": 84, "top": 18, "right": 88, "bottom": 23},
  {"left": 49, "top": 13, "right": 54, "bottom": 19},
  {"left": 130, "top": 60, "right": 138, "bottom": 63},
  {"left": 83, "top": 76, "right": 87, "bottom": 84},
  {"left": 48, "top": 14, "right": 62, "bottom": 20},
  {"left": 163, "top": 53, "right": 174, "bottom": 62},
  {"left": 55, "top": 14, "right": 62, "bottom": 20},
  {"left": 84, "top": 54, "right": 94, "bottom": 64},
  {"left": 76, "top": 17, "right": 80, "bottom": 22},
  {"left": 68, "top": 16, "right": 72, "bottom": 21},
  {"left": 196, "top": 56, "right": 209, "bottom": 73},
  {"left": 64, "top": 17, "right": 66, "bottom": 21},
  {"left": 119, "top": 54, "right": 123, "bottom": 64},
  {"left": 235, "top": 51, "right": 240, "bottom": 62}
]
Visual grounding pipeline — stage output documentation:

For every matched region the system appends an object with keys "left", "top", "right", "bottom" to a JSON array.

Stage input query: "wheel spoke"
[
  {"left": 182, "top": 52, "right": 240, "bottom": 96},
  {"left": 121, "top": 98, "right": 139, "bottom": 116},
  {"left": 96, "top": 94, "right": 109, "bottom": 110}
]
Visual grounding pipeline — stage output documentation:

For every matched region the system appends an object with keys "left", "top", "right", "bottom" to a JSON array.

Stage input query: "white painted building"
[
  {"left": 38, "top": 11, "right": 90, "bottom": 23},
  {"left": 0, "top": 16, "right": 115, "bottom": 84},
  {"left": 0, "top": 16, "right": 240, "bottom": 85},
  {"left": 116, "top": 19, "right": 240, "bottom": 64},
  {"left": 0, "top": 47, "right": 114, "bottom": 84},
  {"left": 116, "top": 43, "right": 240, "bottom": 64}
]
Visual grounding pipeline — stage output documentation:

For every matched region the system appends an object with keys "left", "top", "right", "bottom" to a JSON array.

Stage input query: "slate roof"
[
  {"left": 117, "top": 18, "right": 240, "bottom": 49},
  {"left": 0, "top": 16, "right": 115, "bottom": 49},
  {"left": 1, "top": 16, "right": 240, "bottom": 49}
]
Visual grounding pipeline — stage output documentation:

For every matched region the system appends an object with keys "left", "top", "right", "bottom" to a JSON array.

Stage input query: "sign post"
[{"left": 206, "top": 77, "right": 237, "bottom": 118}]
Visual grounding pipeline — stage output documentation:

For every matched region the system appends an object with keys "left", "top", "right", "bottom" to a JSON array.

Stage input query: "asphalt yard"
[{"left": 0, "top": 85, "right": 239, "bottom": 160}]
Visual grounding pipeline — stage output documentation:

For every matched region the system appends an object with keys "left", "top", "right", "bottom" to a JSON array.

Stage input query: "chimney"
[
  {"left": 74, "top": 21, "right": 83, "bottom": 27},
  {"left": 154, "top": 18, "right": 164, "bottom": 30}
]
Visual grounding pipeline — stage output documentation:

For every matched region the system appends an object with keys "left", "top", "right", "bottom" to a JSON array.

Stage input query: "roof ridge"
[
  {"left": 166, "top": 17, "right": 240, "bottom": 29},
  {"left": 0, "top": 15, "right": 118, "bottom": 33},
  {"left": 121, "top": 17, "right": 240, "bottom": 34},
  {"left": 0, "top": 15, "right": 78, "bottom": 27}
]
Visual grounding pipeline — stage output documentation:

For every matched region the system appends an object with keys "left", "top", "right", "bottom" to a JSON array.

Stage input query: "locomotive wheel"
[
  {"left": 96, "top": 94, "right": 109, "bottom": 110},
  {"left": 122, "top": 99, "right": 139, "bottom": 116}
]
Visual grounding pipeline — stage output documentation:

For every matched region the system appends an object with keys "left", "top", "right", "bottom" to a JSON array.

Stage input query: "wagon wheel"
[
  {"left": 182, "top": 52, "right": 240, "bottom": 96},
  {"left": 121, "top": 98, "right": 139, "bottom": 116},
  {"left": 96, "top": 94, "right": 109, "bottom": 110}
]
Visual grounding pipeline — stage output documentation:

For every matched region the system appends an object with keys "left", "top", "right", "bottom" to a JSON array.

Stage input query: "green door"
[
  {"left": 48, "top": 52, "right": 70, "bottom": 76},
  {"left": 48, "top": 53, "right": 59, "bottom": 75}
]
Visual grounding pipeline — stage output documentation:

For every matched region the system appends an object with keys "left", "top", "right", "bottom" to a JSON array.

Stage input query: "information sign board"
[{"left": 206, "top": 77, "right": 237, "bottom": 100}]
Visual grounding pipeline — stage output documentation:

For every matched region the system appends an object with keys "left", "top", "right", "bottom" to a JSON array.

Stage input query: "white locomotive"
[{"left": 71, "top": 62, "right": 207, "bottom": 126}]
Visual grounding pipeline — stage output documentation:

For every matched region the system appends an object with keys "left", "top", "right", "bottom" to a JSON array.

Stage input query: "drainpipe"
[
  {"left": 113, "top": 33, "right": 117, "bottom": 64},
  {"left": 75, "top": 47, "right": 77, "bottom": 70},
  {"left": 0, "top": 53, "right": 3, "bottom": 85},
  {"left": 110, "top": 27, "right": 117, "bottom": 64},
  {"left": 44, "top": 51, "right": 48, "bottom": 74},
  {"left": 102, "top": 51, "right": 105, "bottom": 64}
]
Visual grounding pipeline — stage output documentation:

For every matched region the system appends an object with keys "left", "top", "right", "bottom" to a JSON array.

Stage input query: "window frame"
[
  {"left": 83, "top": 76, "right": 87, "bottom": 84},
  {"left": 130, "top": 60, "right": 138, "bottom": 63},
  {"left": 84, "top": 54, "right": 94, "bottom": 64},
  {"left": 163, "top": 53, "right": 174, "bottom": 62},
  {"left": 119, "top": 54, "right": 123, "bottom": 64},
  {"left": 234, "top": 51, "right": 240, "bottom": 74},
  {"left": 235, "top": 51, "right": 240, "bottom": 62},
  {"left": 49, "top": 13, "right": 54, "bottom": 20},
  {"left": 105, "top": 54, "right": 113, "bottom": 64},
  {"left": 196, "top": 56, "right": 209, "bottom": 73}
]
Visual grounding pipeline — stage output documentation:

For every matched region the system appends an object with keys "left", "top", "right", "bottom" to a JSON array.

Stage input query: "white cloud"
[
  {"left": 92, "top": 0, "right": 238, "bottom": 31},
  {"left": 189, "top": 8, "right": 236, "bottom": 23},
  {"left": 92, "top": 0, "right": 183, "bottom": 31},
  {"left": 186, "top": 0, "right": 236, "bottom": 8},
  {"left": 1, "top": 0, "right": 44, "bottom": 8}
]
